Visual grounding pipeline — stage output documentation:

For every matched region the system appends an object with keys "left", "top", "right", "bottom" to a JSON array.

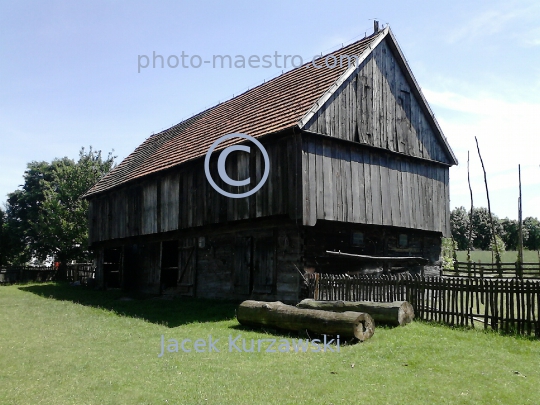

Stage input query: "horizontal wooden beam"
[
  {"left": 325, "top": 250, "right": 428, "bottom": 263},
  {"left": 300, "top": 129, "right": 452, "bottom": 168}
]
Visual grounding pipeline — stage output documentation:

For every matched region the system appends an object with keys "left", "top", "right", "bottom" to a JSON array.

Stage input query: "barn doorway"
[
  {"left": 103, "top": 248, "right": 121, "bottom": 289},
  {"left": 160, "top": 241, "right": 179, "bottom": 292},
  {"left": 233, "top": 236, "right": 253, "bottom": 297},
  {"left": 253, "top": 235, "right": 275, "bottom": 294},
  {"left": 177, "top": 238, "right": 196, "bottom": 296},
  {"left": 160, "top": 239, "right": 197, "bottom": 296}
]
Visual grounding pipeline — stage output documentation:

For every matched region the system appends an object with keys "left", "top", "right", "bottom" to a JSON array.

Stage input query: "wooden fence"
[
  {"left": 306, "top": 274, "right": 540, "bottom": 337},
  {"left": 443, "top": 261, "right": 540, "bottom": 279},
  {"left": 0, "top": 264, "right": 94, "bottom": 284}
]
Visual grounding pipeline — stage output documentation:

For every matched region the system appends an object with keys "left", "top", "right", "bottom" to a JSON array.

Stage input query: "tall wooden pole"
[
  {"left": 467, "top": 151, "right": 474, "bottom": 263},
  {"left": 475, "top": 137, "right": 501, "bottom": 273},
  {"left": 518, "top": 164, "right": 524, "bottom": 277}
]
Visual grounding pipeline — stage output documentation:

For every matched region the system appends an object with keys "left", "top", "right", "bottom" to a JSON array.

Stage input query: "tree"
[
  {"left": 490, "top": 235, "right": 506, "bottom": 255},
  {"left": 499, "top": 218, "right": 528, "bottom": 251},
  {"left": 0, "top": 207, "right": 6, "bottom": 265},
  {"left": 471, "top": 207, "right": 501, "bottom": 251},
  {"left": 524, "top": 217, "right": 540, "bottom": 251},
  {"left": 4, "top": 147, "right": 115, "bottom": 272},
  {"left": 450, "top": 207, "right": 472, "bottom": 250},
  {"left": 441, "top": 237, "right": 457, "bottom": 270}
]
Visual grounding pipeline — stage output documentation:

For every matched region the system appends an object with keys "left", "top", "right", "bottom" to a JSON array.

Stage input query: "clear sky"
[{"left": 1, "top": 0, "right": 539, "bottom": 220}]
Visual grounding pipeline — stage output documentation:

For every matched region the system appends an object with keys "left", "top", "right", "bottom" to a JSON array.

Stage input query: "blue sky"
[{"left": 1, "top": 0, "right": 539, "bottom": 220}]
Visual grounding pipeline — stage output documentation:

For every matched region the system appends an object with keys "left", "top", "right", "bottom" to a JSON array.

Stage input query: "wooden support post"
[
  {"left": 475, "top": 137, "right": 501, "bottom": 275},
  {"left": 517, "top": 164, "right": 524, "bottom": 278},
  {"left": 467, "top": 151, "right": 474, "bottom": 263}
]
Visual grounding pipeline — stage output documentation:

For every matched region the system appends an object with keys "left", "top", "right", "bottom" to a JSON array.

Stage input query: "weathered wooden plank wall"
[
  {"left": 304, "top": 38, "right": 452, "bottom": 165},
  {"left": 302, "top": 221, "right": 442, "bottom": 274},
  {"left": 301, "top": 135, "right": 450, "bottom": 235},
  {"left": 194, "top": 227, "right": 302, "bottom": 303},
  {"left": 88, "top": 136, "right": 301, "bottom": 244}
]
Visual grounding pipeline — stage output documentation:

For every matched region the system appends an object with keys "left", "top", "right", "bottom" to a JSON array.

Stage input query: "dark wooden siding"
[
  {"left": 303, "top": 221, "right": 443, "bottom": 273},
  {"left": 194, "top": 226, "right": 302, "bottom": 303},
  {"left": 122, "top": 241, "right": 161, "bottom": 294},
  {"left": 304, "top": 38, "right": 452, "bottom": 165},
  {"left": 88, "top": 135, "right": 302, "bottom": 244},
  {"left": 142, "top": 182, "right": 158, "bottom": 235},
  {"left": 161, "top": 174, "right": 179, "bottom": 233},
  {"left": 301, "top": 135, "right": 450, "bottom": 235}
]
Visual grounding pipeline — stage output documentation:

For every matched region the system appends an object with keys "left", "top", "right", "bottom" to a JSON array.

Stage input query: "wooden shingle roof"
[{"left": 85, "top": 31, "right": 385, "bottom": 197}]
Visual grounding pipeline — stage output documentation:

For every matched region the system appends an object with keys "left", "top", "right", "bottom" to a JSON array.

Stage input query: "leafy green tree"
[
  {"left": 499, "top": 218, "right": 528, "bottom": 251},
  {"left": 441, "top": 237, "right": 457, "bottom": 271},
  {"left": 0, "top": 207, "right": 6, "bottom": 265},
  {"left": 490, "top": 235, "right": 506, "bottom": 254},
  {"left": 4, "top": 147, "right": 115, "bottom": 272},
  {"left": 471, "top": 207, "right": 502, "bottom": 251},
  {"left": 524, "top": 217, "right": 540, "bottom": 251},
  {"left": 450, "top": 207, "right": 472, "bottom": 250}
]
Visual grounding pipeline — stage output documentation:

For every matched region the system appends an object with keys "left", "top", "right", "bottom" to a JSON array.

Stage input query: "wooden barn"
[{"left": 84, "top": 24, "right": 457, "bottom": 302}]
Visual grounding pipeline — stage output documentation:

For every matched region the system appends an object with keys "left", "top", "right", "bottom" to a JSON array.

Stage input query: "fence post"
[
  {"left": 515, "top": 260, "right": 523, "bottom": 279},
  {"left": 314, "top": 273, "right": 320, "bottom": 300}
]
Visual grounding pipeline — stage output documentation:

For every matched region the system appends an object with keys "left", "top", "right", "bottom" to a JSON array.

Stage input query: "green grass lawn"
[
  {"left": 456, "top": 250, "right": 540, "bottom": 263},
  {"left": 2, "top": 283, "right": 540, "bottom": 404}
]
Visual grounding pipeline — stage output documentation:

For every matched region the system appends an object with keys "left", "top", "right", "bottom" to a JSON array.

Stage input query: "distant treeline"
[{"left": 451, "top": 207, "right": 540, "bottom": 251}]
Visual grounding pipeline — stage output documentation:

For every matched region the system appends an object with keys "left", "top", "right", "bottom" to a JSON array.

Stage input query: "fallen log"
[
  {"left": 237, "top": 300, "right": 374, "bottom": 341},
  {"left": 297, "top": 299, "right": 414, "bottom": 327}
]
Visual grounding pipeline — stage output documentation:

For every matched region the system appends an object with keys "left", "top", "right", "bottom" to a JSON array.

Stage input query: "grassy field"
[
  {"left": 2, "top": 283, "right": 540, "bottom": 404},
  {"left": 456, "top": 250, "right": 540, "bottom": 263}
]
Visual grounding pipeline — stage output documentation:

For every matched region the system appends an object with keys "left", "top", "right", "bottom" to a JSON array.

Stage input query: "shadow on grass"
[{"left": 18, "top": 283, "right": 239, "bottom": 328}]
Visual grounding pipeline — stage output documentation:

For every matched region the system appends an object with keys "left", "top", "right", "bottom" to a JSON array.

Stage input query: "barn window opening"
[
  {"left": 398, "top": 234, "right": 408, "bottom": 248},
  {"left": 198, "top": 236, "right": 206, "bottom": 249},
  {"left": 351, "top": 231, "right": 364, "bottom": 247}
]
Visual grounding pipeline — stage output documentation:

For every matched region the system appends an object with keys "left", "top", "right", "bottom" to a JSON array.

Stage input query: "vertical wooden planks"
[
  {"left": 315, "top": 138, "right": 324, "bottom": 221},
  {"left": 365, "top": 55, "right": 374, "bottom": 147},
  {"left": 389, "top": 156, "right": 400, "bottom": 227},
  {"left": 401, "top": 160, "right": 411, "bottom": 229},
  {"left": 301, "top": 140, "right": 310, "bottom": 223},
  {"left": 160, "top": 173, "right": 180, "bottom": 233},
  {"left": 350, "top": 75, "right": 358, "bottom": 143},
  {"left": 386, "top": 40, "right": 397, "bottom": 153},
  {"left": 350, "top": 148, "right": 366, "bottom": 223},
  {"left": 322, "top": 139, "right": 334, "bottom": 220},
  {"left": 307, "top": 139, "right": 317, "bottom": 226},
  {"left": 372, "top": 45, "right": 381, "bottom": 149},
  {"left": 237, "top": 148, "right": 250, "bottom": 220},
  {"left": 142, "top": 181, "right": 158, "bottom": 235},
  {"left": 287, "top": 135, "right": 302, "bottom": 221},
  {"left": 343, "top": 144, "right": 353, "bottom": 223},
  {"left": 370, "top": 152, "right": 383, "bottom": 225},
  {"left": 380, "top": 153, "right": 392, "bottom": 226},
  {"left": 364, "top": 149, "right": 373, "bottom": 224}
]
